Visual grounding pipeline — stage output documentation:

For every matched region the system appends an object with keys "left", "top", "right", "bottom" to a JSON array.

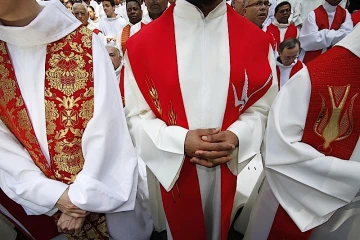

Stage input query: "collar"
[
  {"left": 276, "top": 57, "right": 298, "bottom": 68},
  {"left": 272, "top": 18, "right": 290, "bottom": 28},
  {"left": 323, "top": 1, "right": 337, "bottom": 13},
  {"left": 174, "top": 0, "right": 227, "bottom": 20},
  {"left": 0, "top": 0, "right": 80, "bottom": 47},
  {"left": 336, "top": 24, "right": 360, "bottom": 58}
]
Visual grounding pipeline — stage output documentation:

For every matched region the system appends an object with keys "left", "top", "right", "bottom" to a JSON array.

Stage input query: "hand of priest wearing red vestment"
[
  {"left": 56, "top": 188, "right": 88, "bottom": 218},
  {"left": 185, "top": 129, "right": 237, "bottom": 168},
  {"left": 57, "top": 212, "right": 85, "bottom": 235}
]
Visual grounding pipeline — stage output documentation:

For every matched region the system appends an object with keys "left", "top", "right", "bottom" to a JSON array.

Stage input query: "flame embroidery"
[
  {"left": 168, "top": 102, "right": 177, "bottom": 126},
  {"left": 314, "top": 85, "right": 359, "bottom": 152},
  {"left": 146, "top": 76, "right": 162, "bottom": 116}
]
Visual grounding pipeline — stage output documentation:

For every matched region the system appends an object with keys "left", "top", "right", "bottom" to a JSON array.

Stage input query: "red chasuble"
[
  {"left": 268, "top": 46, "right": 360, "bottom": 240},
  {"left": 303, "top": 5, "right": 347, "bottom": 64},
  {"left": 352, "top": 10, "right": 360, "bottom": 27},
  {"left": 0, "top": 26, "right": 108, "bottom": 240},
  {"left": 276, "top": 60, "right": 304, "bottom": 90},
  {"left": 126, "top": 5, "right": 273, "bottom": 240},
  {"left": 266, "top": 23, "right": 298, "bottom": 50}
]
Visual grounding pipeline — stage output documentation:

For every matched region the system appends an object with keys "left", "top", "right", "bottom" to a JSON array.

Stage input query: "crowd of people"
[{"left": 0, "top": 0, "right": 359, "bottom": 239}]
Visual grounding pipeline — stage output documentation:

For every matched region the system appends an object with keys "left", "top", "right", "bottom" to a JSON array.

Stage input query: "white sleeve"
[
  {"left": 0, "top": 120, "right": 68, "bottom": 216},
  {"left": 300, "top": 11, "right": 353, "bottom": 51},
  {"left": 227, "top": 46, "right": 278, "bottom": 174},
  {"left": 68, "top": 33, "right": 138, "bottom": 213},
  {"left": 292, "top": 0, "right": 303, "bottom": 27},
  {"left": 124, "top": 54, "right": 188, "bottom": 192},
  {"left": 264, "top": 67, "right": 360, "bottom": 232},
  {"left": 263, "top": 0, "right": 277, "bottom": 28}
]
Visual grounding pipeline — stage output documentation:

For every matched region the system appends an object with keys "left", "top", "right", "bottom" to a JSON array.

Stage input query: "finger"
[
  {"left": 201, "top": 142, "right": 235, "bottom": 152},
  {"left": 201, "top": 131, "right": 226, "bottom": 143},
  {"left": 63, "top": 211, "right": 86, "bottom": 218},
  {"left": 208, "top": 155, "right": 232, "bottom": 165},
  {"left": 197, "top": 128, "right": 220, "bottom": 136},
  {"left": 74, "top": 218, "right": 85, "bottom": 235},
  {"left": 194, "top": 150, "right": 231, "bottom": 160},
  {"left": 190, "top": 157, "right": 215, "bottom": 168}
]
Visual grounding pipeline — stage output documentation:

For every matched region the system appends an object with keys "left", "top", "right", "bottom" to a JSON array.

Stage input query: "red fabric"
[
  {"left": 276, "top": 60, "right": 303, "bottom": 90},
  {"left": 268, "top": 47, "right": 360, "bottom": 239},
  {"left": 93, "top": 28, "right": 102, "bottom": 35},
  {"left": 119, "top": 67, "right": 125, "bottom": 106},
  {"left": 266, "top": 23, "right": 298, "bottom": 50},
  {"left": 303, "top": 5, "right": 347, "bottom": 64},
  {"left": 352, "top": 11, "right": 360, "bottom": 26},
  {"left": 126, "top": 5, "right": 273, "bottom": 240}
]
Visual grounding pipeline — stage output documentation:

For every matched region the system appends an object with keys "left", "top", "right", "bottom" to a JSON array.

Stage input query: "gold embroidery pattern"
[
  {"left": 0, "top": 65, "right": 16, "bottom": 107},
  {"left": 168, "top": 102, "right": 177, "bottom": 126},
  {"left": 0, "top": 41, "right": 54, "bottom": 179},
  {"left": 146, "top": 77, "right": 162, "bottom": 116},
  {"left": 314, "top": 85, "right": 359, "bottom": 152},
  {"left": 44, "top": 27, "right": 109, "bottom": 239}
]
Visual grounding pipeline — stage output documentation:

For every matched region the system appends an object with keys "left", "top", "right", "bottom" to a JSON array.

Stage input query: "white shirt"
[
  {"left": 124, "top": 0, "right": 278, "bottom": 238},
  {"left": 299, "top": 2, "right": 353, "bottom": 58}
]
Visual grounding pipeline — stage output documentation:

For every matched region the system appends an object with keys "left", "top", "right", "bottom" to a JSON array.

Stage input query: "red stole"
[
  {"left": 352, "top": 10, "right": 360, "bottom": 27},
  {"left": 276, "top": 60, "right": 304, "bottom": 90},
  {"left": 303, "top": 5, "right": 347, "bottom": 64},
  {"left": 268, "top": 46, "right": 360, "bottom": 240},
  {"left": 266, "top": 23, "right": 298, "bottom": 50},
  {"left": 0, "top": 27, "right": 108, "bottom": 239},
  {"left": 119, "top": 66, "right": 125, "bottom": 106},
  {"left": 127, "top": 5, "right": 273, "bottom": 240}
]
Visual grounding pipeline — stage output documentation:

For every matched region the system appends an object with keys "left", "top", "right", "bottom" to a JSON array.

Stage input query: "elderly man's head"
[
  {"left": 72, "top": 3, "right": 89, "bottom": 26},
  {"left": 106, "top": 45, "right": 122, "bottom": 70},
  {"left": 243, "top": 0, "right": 271, "bottom": 28},
  {"left": 232, "top": 0, "right": 245, "bottom": 15},
  {"left": 278, "top": 38, "right": 300, "bottom": 66},
  {"left": 275, "top": 1, "right": 291, "bottom": 24}
]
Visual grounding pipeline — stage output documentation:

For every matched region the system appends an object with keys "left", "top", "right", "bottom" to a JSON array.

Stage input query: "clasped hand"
[
  {"left": 56, "top": 188, "right": 88, "bottom": 234},
  {"left": 184, "top": 128, "right": 239, "bottom": 168}
]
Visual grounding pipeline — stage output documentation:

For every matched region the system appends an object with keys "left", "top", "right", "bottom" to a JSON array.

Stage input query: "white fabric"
[
  {"left": 299, "top": 2, "right": 353, "bottom": 60},
  {"left": 263, "top": 0, "right": 277, "bottom": 28},
  {"left": 0, "top": 1, "right": 152, "bottom": 239},
  {"left": 88, "top": 17, "right": 101, "bottom": 29},
  {"left": 124, "top": 0, "right": 278, "bottom": 238},
  {"left": 276, "top": 58, "right": 303, "bottom": 88},
  {"left": 115, "top": 3, "right": 129, "bottom": 23},
  {"left": 277, "top": 0, "right": 303, "bottom": 27},
  {"left": 244, "top": 25, "right": 360, "bottom": 240},
  {"left": 99, "top": 14, "right": 127, "bottom": 39},
  {"left": 301, "top": 0, "right": 347, "bottom": 22}
]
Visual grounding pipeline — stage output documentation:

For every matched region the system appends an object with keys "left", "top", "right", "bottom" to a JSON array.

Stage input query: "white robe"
[
  {"left": 276, "top": 58, "right": 303, "bottom": 88},
  {"left": 99, "top": 14, "right": 127, "bottom": 39},
  {"left": 0, "top": 1, "right": 152, "bottom": 239},
  {"left": 124, "top": 0, "right": 278, "bottom": 239},
  {"left": 244, "top": 24, "right": 360, "bottom": 240},
  {"left": 299, "top": 1, "right": 353, "bottom": 60}
]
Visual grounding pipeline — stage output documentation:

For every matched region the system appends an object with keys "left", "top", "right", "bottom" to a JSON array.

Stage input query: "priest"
[{"left": 124, "top": 0, "right": 278, "bottom": 239}]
